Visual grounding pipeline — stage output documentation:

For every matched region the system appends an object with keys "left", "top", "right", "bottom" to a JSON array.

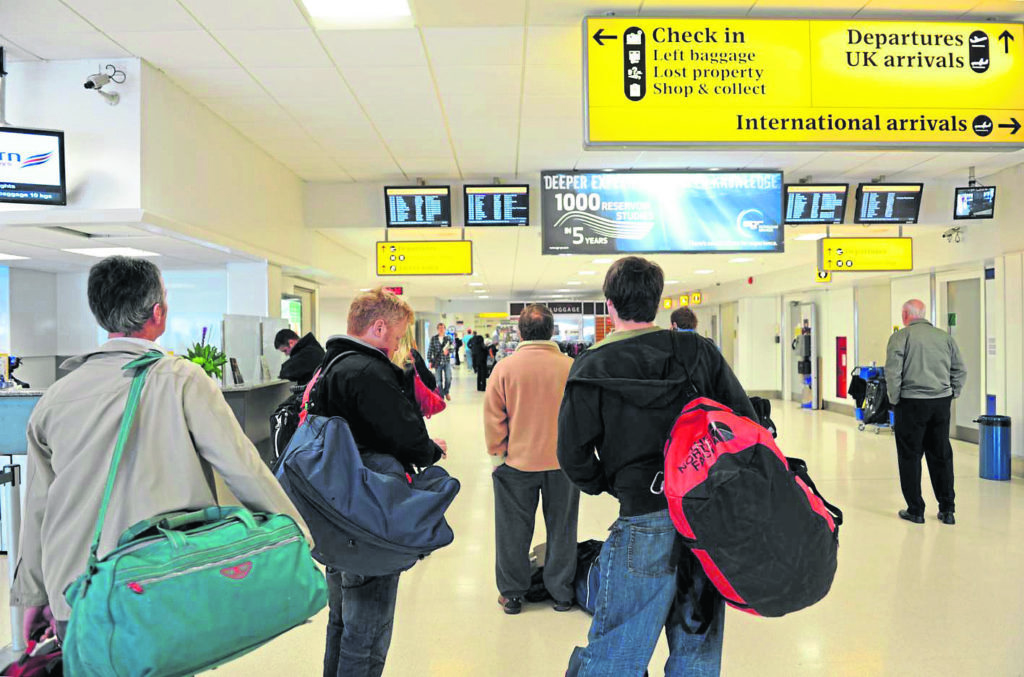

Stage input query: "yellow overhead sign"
[
  {"left": 376, "top": 241, "right": 473, "bottom": 276},
  {"left": 817, "top": 237, "right": 913, "bottom": 272},
  {"left": 584, "top": 17, "right": 1024, "bottom": 147},
  {"left": 679, "top": 295, "right": 690, "bottom": 306},
  {"left": 691, "top": 292, "right": 703, "bottom": 305},
  {"left": 816, "top": 269, "right": 832, "bottom": 283},
  {"left": 663, "top": 298, "right": 675, "bottom": 310}
]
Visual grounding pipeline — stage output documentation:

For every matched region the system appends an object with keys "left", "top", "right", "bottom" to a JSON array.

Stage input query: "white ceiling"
[{"left": 3, "top": 0, "right": 1024, "bottom": 301}]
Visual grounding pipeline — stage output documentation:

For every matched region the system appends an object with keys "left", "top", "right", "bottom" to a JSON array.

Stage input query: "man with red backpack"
[{"left": 557, "top": 256, "right": 757, "bottom": 676}]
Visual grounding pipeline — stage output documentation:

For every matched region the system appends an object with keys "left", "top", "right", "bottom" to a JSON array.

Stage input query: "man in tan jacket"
[
  {"left": 484, "top": 304, "right": 578, "bottom": 615},
  {"left": 11, "top": 256, "right": 310, "bottom": 641}
]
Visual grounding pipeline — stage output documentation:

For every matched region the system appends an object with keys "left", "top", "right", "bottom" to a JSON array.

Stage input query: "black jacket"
[
  {"left": 313, "top": 337, "right": 443, "bottom": 469},
  {"left": 467, "top": 334, "right": 486, "bottom": 358},
  {"left": 279, "top": 333, "right": 326, "bottom": 386},
  {"left": 557, "top": 329, "right": 757, "bottom": 517}
]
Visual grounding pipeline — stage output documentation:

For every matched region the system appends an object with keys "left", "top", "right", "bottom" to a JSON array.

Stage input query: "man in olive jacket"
[{"left": 886, "top": 299, "right": 967, "bottom": 526}]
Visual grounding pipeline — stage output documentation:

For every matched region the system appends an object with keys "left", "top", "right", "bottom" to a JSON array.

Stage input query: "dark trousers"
[
  {"left": 493, "top": 465, "right": 580, "bottom": 601},
  {"left": 894, "top": 396, "right": 956, "bottom": 516},
  {"left": 475, "top": 358, "right": 489, "bottom": 391},
  {"left": 324, "top": 567, "right": 401, "bottom": 677}
]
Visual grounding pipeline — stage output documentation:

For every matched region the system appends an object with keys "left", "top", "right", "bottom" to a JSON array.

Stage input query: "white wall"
[
  {"left": 891, "top": 273, "right": 933, "bottom": 328},
  {"left": 320, "top": 297, "right": 353, "bottom": 340},
  {"left": 227, "top": 262, "right": 269, "bottom": 317},
  {"left": 735, "top": 296, "right": 782, "bottom": 393},
  {"left": 0, "top": 59, "right": 142, "bottom": 213},
  {"left": 856, "top": 283, "right": 892, "bottom": 367},
  {"left": 55, "top": 272, "right": 99, "bottom": 355}
]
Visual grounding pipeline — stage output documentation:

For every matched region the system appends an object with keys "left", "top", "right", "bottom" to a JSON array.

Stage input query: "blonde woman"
[{"left": 392, "top": 324, "right": 440, "bottom": 415}]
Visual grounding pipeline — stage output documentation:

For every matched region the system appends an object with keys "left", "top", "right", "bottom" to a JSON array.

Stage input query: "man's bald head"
[{"left": 902, "top": 299, "right": 927, "bottom": 326}]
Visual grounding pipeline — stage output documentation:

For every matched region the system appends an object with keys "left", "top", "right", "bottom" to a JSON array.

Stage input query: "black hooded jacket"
[
  {"left": 278, "top": 333, "right": 326, "bottom": 386},
  {"left": 557, "top": 328, "right": 757, "bottom": 517},
  {"left": 312, "top": 336, "right": 443, "bottom": 469}
]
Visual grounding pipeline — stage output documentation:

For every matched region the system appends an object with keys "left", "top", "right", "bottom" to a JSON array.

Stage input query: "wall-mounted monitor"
[
  {"left": 854, "top": 183, "right": 924, "bottom": 224},
  {"left": 464, "top": 184, "right": 530, "bottom": 226},
  {"left": 0, "top": 126, "right": 66, "bottom": 206},
  {"left": 541, "top": 170, "right": 784, "bottom": 254},
  {"left": 784, "top": 184, "right": 848, "bottom": 225},
  {"left": 385, "top": 185, "right": 452, "bottom": 227},
  {"left": 953, "top": 185, "right": 996, "bottom": 220}
]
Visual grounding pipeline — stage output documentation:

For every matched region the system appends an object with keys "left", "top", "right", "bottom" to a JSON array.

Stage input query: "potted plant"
[{"left": 185, "top": 327, "right": 227, "bottom": 379}]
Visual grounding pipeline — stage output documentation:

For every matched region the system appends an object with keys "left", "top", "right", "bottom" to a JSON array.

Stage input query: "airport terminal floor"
[{"left": 4, "top": 368, "right": 1015, "bottom": 676}]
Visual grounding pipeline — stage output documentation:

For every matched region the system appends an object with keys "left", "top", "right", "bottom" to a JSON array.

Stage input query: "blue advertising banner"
[{"left": 541, "top": 170, "right": 783, "bottom": 255}]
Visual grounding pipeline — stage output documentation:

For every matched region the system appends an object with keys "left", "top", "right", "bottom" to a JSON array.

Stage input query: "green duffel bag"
[{"left": 62, "top": 351, "right": 327, "bottom": 677}]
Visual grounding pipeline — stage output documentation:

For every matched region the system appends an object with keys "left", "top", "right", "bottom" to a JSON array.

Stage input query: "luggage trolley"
[{"left": 852, "top": 366, "right": 895, "bottom": 434}]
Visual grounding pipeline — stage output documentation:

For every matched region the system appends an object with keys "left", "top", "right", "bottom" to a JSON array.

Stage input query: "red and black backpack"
[{"left": 663, "top": 389, "right": 843, "bottom": 617}]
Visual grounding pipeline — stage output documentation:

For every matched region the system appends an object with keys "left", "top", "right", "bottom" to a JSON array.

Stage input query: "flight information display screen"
[
  {"left": 954, "top": 185, "right": 996, "bottom": 220},
  {"left": 385, "top": 186, "right": 452, "bottom": 227},
  {"left": 784, "top": 184, "right": 848, "bottom": 225},
  {"left": 541, "top": 170, "right": 784, "bottom": 254},
  {"left": 464, "top": 185, "right": 530, "bottom": 226},
  {"left": 0, "top": 126, "right": 66, "bottom": 206},
  {"left": 854, "top": 184, "right": 924, "bottom": 224}
]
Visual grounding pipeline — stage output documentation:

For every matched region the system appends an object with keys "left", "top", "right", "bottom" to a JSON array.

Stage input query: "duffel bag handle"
[
  {"left": 118, "top": 508, "right": 258, "bottom": 547},
  {"left": 787, "top": 457, "right": 844, "bottom": 528}
]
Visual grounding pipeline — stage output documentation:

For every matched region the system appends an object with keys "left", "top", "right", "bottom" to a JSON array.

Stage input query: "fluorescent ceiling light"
[
  {"left": 566, "top": 281, "right": 582, "bottom": 286},
  {"left": 666, "top": 280, "right": 679, "bottom": 284},
  {"left": 794, "top": 233, "right": 827, "bottom": 241},
  {"left": 593, "top": 258, "right": 614, "bottom": 264},
  {"left": 479, "top": 296, "right": 490, "bottom": 299},
  {"left": 556, "top": 288, "right": 572, "bottom": 292},
  {"left": 474, "top": 289, "right": 487, "bottom": 293},
  {"left": 468, "top": 282, "right": 484, "bottom": 286},
  {"left": 0, "top": 253, "right": 29, "bottom": 261},
  {"left": 301, "top": 0, "right": 412, "bottom": 28},
  {"left": 695, "top": 269, "right": 714, "bottom": 275},
  {"left": 360, "top": 288, "right": 372, "bottom": 291},
  {"left": 730, "top": 257, "right": 754, "bottom": 263},
  {"left": 63, "top": 247, "right": 160, "bottom": 258},
  {"left": 578, "top": 270, "right": 597, "bottom": 276}
]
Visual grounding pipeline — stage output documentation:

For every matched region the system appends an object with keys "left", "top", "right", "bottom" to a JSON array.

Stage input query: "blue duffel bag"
[{"left": 275, "top": 413, "right": 460, "bottom": 576}]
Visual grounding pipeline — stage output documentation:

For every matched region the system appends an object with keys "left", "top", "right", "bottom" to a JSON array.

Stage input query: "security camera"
[
  {"left": 942, "top": 227, "right": 962, "bottom": 244},
  {"left": 84, "top": 73, "right": 111, "bottom": 90}
]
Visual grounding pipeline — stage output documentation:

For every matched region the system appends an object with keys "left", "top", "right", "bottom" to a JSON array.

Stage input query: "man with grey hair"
[
  {"left": 886, "top": 299, "right": 967, "bottom": 526},
  {"left": 12, "top": 256, "right": 309, "bottom": 643}
]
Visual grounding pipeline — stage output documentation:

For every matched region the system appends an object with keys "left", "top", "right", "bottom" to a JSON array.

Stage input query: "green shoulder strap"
[{"left": 83, "top": 349, "right": 164, "bottom": 578}]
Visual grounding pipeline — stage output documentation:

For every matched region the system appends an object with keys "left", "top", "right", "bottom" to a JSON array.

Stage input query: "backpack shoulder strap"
[
  {"left": 669, "top": 331, "right": 701, "bottom": 401},
  {"left": 300, "top": 351, "right": 360, "bottom": 420}
]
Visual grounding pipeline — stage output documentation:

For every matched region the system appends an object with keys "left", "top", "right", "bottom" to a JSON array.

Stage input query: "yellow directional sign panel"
[
  {"left": 663, "top": 298, "right": 675, "bottom": 310},
  {"left": 584, "top": 17, "right": 1024, "bottom": 147},
  {"left": 817, "top": 237, "right": 913, "bottom": 272},
  {"left": 679, "top": 295, "right": 690, "bottom": 306},
  {"left": 816, "top": 269, "right": 832, "bottom": 283},
  {"left": 376, "top": 241, "right": 473, "bottom": 276},
  {"left": 691, "top": 292, "right": 703, "bottom": 305}
]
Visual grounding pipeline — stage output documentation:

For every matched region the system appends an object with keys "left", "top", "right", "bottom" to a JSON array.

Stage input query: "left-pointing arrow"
[
  {"left": 998, "top": 117, "right": 1021, "bottom": 134},
  {"left": 593, "top": 28, "right": 618, "bottom": 46}
]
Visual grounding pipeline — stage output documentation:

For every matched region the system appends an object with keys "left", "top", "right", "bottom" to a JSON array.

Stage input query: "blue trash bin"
[{"left": 975, "top": 415, "right": 1011, "bottom": 481}]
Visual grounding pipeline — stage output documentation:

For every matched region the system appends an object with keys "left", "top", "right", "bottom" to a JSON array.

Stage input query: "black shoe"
[
  {"left": 899, "top": 510, "right": 924, "bottom": 524},
  {"left": 937, "top": 511, "right": 956, "bottom": 525},
  {"left": 499, "top": 596, "right": 522, "bottom": 615},
  {"left": 553, "top": 599, "right": 573, "bottom": 612}
]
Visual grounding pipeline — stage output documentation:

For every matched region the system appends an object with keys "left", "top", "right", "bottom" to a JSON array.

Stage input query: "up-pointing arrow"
[{"left": 999, "top": 30, "right": 1015, "bottom": 54}]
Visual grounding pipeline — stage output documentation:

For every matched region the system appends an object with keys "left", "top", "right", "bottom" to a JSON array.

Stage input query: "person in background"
[
  {"left": 392, "top": 324, "right": 437, "bottom": 410},
  {"left": 454, "top": 333, "right": 463, "bottom": 367},
  {"left": 670, "top": 307, "right": 698, "bottom": 333},
  {"left": 314, "top": 288, "right": 448, "bottom": 677},
  {"left": 275, "top": 328, "right": 326, "bottom": 386},
  {"left": 464, "top": 329, "right": 475, "bottom": 371},
  {"left": 12, "top": 256, "right": 311, "bottom": 644},
  {"left": 428, "top": 323, "right": 454, "bottom": 402},
  {"left": 469, "top": 330, "right": 488, "bottom": 392},
  {"left": 886, "top": 299, "right": 967, "bottom": 526},
  {"left": 558, "top": 256, "right": 757, "bottom": 676},
  {"left": 484, "top": 304, "right": 578, "bottom": 615}
]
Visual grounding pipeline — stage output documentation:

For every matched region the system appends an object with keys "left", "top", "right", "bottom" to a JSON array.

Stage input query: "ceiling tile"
[
  {"left": 640, "top": 0, "right": 755, "bottom": 14},
  {"left": 180, "top": 0, "right": 310, "bottom": 30},
  {"left": 527, "top": 1, "right": 640, "bottom": 26},
  {"left": 200, "top": 96, "right": 292, "bottom": 122},
  {"left": 341, "top": 66, "right": 437, "bottom": 103},
  {"left": 523, "top": 65, "right": 579, "bottom": 97},
  {"left": 396, "top": 156, "right": 460, "bottom": 177},
  {"left": 442, "top": 94, "right": 519, "bottom": 125},
  {"left": 748, "top": 0, "right": 862, "bottom": 16},
  {"left": 575, "top": 150, "right": 642, "bottom": 171},
  {"left": 68, "top": 0, "right": 198, "bottom": 32},
  {"left": 166, "top": 67, "right": 265, "bottom": 99},
  {"left": 903, "top": 152, "right": 1002, "bottom": 178},
  {"left": 0, "top": 0, "right": 94, "bottom": 34},
  {"left": 449, "top": 117, "right": 520, "bottom": 144},
  {"left": 215, "top": 29, "right": 332, "bottom": 69},
  {"left": 787, "top": 152, "right": 888, "bottom": 178},
  {"left": 432, "top": 65, "right": 522, "bottom": 96},
  {"left": 422, "top": 27, "right": 525, "bottom": 66},
  {"left": 5, "top": 31, "right": 128, "bottom": 60},
  {"left": 969, "top": 1, "right": 1024, "bottom": 20},
  {"left": 857, "top": 0, "right": 976, "bottom": 16},
  {"left": 521, "top": 95, "right": 582, "bottom": 121},
  {"left": 525, "top": 26, "right": 580, "bottom": 66},
  {"left": 278, "top": 94, "right": 366, "bottom": 123},
  {"left": 252, "top": 67, "right": 352, "bottom": 99},
  {"left": 381, "top": 135, "right": 453, "bottom": 157},
  {"left": 114, "top": 30, "right": 237, "bottom": 69},
  {"left": 412, "top": 0, "right": 527, "bottom": 27},
  {"left": 318, "top": 30, "right": 427, "bottom": 67},
  {"left": 0, "top": 37, "right": 40, "bottom": 61}
]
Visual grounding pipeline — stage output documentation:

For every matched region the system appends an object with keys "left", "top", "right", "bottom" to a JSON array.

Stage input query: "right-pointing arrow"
[{"left": 999, "top": 117, "right": 1021, "bottom": 134}]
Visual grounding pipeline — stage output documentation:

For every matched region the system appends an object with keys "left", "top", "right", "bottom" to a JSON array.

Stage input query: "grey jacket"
[
  {"left": 11, "top": 339, "right": 311, "bottom": 621},
  {"left": 885, "top": 319, "right": 967, "bottom": 405}
]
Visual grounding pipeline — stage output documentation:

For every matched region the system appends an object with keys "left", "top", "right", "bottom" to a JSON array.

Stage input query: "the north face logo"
[
  {"left": 679, "top": 421, "right": 736, "bottom": 473},
  {"left": 221, "top": 562, "right": 253, "bottom": 580},
  {"left": 708, "top": 421, "right": 735, "bottom": 444}
]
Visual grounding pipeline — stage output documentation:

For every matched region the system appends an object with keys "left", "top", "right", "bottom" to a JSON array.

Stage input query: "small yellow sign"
[
  {"left": 585, "top": 17, "right": 1024, "bottom": 147},
  {"left": 377, "top": 241, "right": 473, "bottom": 276},
  {"left": 679, "top": 295, "right": 690, "bottom": 306},
  {"left": 816, "top": 269, "right": 832, "bottom": 283},
  {"left": 663, "top": 298, "right": 675, "bottom": 310},
  {"left": 691, "top": 292, "right": 703, "bottom": 305},
  {"left": 817, "top": 237, "right": 913, "bottom": 272}
]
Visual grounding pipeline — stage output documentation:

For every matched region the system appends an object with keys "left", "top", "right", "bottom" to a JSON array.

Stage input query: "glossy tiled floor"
[{"left": 4, "top": 366, "right": 1022, "bottom": 675}]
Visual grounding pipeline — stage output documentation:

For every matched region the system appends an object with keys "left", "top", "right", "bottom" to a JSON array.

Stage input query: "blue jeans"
[
  {"left": 434, "top": 360, "right": 452, "bottom": 397},
  {"left": 465, "top": 349, "right": 473, "bottom": 370},
  {"left": 567, "top": 510, "right": 725, "bottom": 677},
  {"left": 323, "top": 567, "right": 401, "bottom": 677}
]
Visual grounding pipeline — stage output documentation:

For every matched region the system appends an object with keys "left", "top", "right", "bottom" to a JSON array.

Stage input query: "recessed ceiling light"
[
  {"left": 479, "top": 296, "right": 490, "bottom": 299},
  {"left": 468, "top": 282, "right": 484, "bottom": 286},
  {"left": 730, "top": 257, "right": 754, "bottom": 263},
  {"left": 666, "top": 280, "right": 679, "bottom": 284},
  {"left": 474, "top": 289, "right": 487, "bottom": 293},
  {"left": 300, "top": 0, "right": 412, "bottom": 28},
  {"left": 63, "top": 247, "right": 160, "bottom": 258},
  {"left": 593, "top": 258, "right": 614, "bottom": 264},
  {"left": 0, "top": 253, "right": 29, "bottom": 261},
  {"left": 794, "top": 233, "right": 827, "bottom": 241},
  {"left": 359, "top": 288, "right": 372, "bottom": 292},
  {"left": 695, "top": 269, "right": 714, "bottom": 275},
  {"left": 578, "top": 270, "right": 597, "bottom": 275},
  {"left": 566, "top": 281, "right": 582, "bottom": 285},
  {"left": 556, "top": 288, "right": 573, "bottom": 292}
]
